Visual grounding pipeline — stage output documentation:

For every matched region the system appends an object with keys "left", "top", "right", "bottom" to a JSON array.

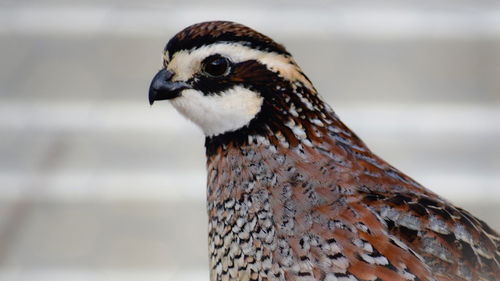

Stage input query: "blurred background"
[{"left": 0, "top": 0, "right": 499, "bottom": 280}]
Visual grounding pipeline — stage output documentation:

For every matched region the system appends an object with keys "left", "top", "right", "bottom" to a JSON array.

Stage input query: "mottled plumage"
[{"left": 149, "top": 21, "right": 500, "bottom": 281}]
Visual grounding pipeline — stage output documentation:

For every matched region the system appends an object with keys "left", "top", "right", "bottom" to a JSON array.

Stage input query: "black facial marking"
[
  {"left": 204, "top": 60, "right": 309, "bottom": 156},
  {"left": 192, "top": 61, "right": 249, "bottom": 96},
  {"left": 194, "top": 58, "right": 292, "bottom": 97}
]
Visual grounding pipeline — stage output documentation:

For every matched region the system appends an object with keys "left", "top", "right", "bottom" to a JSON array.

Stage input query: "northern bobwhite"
[{"left": 148, "top": 21, "right": 500, "bottom": 281}]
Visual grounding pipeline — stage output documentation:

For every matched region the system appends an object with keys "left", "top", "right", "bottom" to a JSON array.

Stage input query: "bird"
[{"left": 148, "top": 21, "right": 500, "bottom": 281}]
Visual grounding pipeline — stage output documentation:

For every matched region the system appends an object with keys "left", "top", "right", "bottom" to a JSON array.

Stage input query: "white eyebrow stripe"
[
  {"left": 163, "top": 50, "right": 170, "bottom": 64},
  {"left": 166, "top": 42, "right": 314, "bottom": 91}
]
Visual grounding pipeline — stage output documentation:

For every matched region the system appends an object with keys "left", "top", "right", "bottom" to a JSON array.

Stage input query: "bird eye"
[{"left": 201, "top": 55, "right": 231, "bottom": 78}]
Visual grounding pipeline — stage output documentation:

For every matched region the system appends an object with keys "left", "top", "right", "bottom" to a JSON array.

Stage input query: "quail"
[{"left": 148, "top": 21, "right": 500, "bottom": 281}]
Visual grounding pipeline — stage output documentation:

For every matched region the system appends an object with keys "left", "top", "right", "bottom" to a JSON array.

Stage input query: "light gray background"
[{"left": 0, "top": 1, "right": 499, "bottom": 280}]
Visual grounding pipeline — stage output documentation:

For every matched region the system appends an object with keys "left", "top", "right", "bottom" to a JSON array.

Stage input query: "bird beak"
[{"left": 149, "top": 68, "right": 189, "bottom": 105}]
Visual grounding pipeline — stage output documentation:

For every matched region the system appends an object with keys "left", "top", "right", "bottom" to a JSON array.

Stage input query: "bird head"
[{"left": 149, "top": 21, "right": 339, "bottom": 153}]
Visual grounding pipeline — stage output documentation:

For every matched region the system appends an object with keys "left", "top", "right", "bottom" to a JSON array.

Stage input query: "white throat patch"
[{"left": 170, "top": 86, "right": 264, "bottom": 137}]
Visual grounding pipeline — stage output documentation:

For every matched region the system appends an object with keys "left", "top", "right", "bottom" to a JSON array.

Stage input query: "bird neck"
[
  {"left": 204, "top": 75, "right": 369, "bottom": 156},
  {"left": 204, "top": 93, "right": 432, "bottom": 203},
  {"left": 204, "top": 96, "right": 368, "bottom": 159}
]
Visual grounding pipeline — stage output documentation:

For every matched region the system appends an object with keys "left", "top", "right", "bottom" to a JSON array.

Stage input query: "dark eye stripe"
[{"left": 191, "top": 60, "right": 273, "bottom": 95}]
